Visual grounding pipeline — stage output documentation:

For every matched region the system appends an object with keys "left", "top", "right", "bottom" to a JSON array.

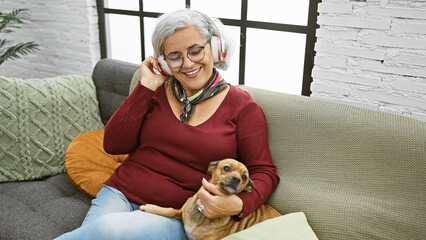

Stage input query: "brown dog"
[{"left": 139, "top": 158, "right": 281, "bottom": 240}]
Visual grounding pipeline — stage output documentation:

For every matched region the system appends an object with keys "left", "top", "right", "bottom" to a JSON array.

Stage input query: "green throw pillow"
[
  {"left": 222, "top": 212, "right": 318, "bottom": 240},
  {"left": 0, "top": 75, "right": 104, "bottom": 182}
]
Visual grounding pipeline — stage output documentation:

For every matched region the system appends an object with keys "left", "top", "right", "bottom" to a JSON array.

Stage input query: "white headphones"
[{"left": 157, "top": 10, "right": 227, "bottom": 76}]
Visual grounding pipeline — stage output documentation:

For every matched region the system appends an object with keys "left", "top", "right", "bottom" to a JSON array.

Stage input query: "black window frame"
[{"left": 96, "top": 0, "right": 320, "bottom": 96}]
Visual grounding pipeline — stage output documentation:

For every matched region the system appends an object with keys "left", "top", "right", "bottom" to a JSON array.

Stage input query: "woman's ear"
[
  {"left": 207, "top": 160, "right": 221, "bottom": 176},
  {"left": 243, "top": 179, "right": 255, "bottom": 193}
]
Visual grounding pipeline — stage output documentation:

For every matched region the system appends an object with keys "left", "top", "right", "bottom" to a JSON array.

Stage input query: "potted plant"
[{"left": 0, "top": 9, "right": 39, "bottom": 65}]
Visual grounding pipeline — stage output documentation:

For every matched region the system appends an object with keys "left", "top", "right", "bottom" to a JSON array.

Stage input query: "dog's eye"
[
  {"left": 223, "top": 166, "right": 231, "bottom": 172},
  {"left": 242, "top": 174, "right": 247, "bottom": 181}
]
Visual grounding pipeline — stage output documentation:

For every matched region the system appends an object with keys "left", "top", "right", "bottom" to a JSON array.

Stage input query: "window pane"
[
  {"left": 143, "top": 0, "right": 186, "bottom": 13},
  {"left": 107, "top": 14, "right": 141, "bottom": 64},
  {"left": 191, "top": 0, "right": 241, "bottom": 20},
  {"left": 144, "top": 17, "right": 157, "bottom": 58},
  {"left": 245, "top": 29, "right": 306, "bottom": 95},
  {"left": 248, "top": 0, "right": 309, "bottom": 26},
  {"left": 104, "top": 0, "right": 139, "bottom": 11},
  {"left": 219, "top": 25, "right": 240, "bottom": 86}
]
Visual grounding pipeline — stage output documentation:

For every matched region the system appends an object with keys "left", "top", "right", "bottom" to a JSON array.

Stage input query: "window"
[{"left": 97, "top": 0, "right": 320, "bottom": 96}]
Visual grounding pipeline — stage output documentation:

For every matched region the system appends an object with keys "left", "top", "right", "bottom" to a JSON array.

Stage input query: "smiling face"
[{"left": 163, "top": 25, "right": 214, "bottom": 97}]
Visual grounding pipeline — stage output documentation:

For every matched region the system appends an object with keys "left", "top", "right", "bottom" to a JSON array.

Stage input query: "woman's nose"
[{"left": 182, "top": 55, "right": 195, "bottom": 69}]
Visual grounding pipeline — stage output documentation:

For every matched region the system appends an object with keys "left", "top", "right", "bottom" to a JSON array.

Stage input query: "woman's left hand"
[{"left": 196, "top": 178, "right": 243, "bottom": 219}]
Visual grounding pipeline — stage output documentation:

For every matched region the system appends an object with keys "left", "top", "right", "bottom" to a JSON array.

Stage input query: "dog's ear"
[
  {"left": 243, "top": 179, "right": 255, "bottom": 193},
  {"left": 207, "top": 160, "right": 221, "bottom": 176}
]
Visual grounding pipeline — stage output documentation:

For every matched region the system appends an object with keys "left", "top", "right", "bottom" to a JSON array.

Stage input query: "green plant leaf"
[
  {"left": 0, "top": 39, "right": 11, "bottom": 49},
  {"left": 0, "top": 9, "right": 39, "bottom": 65},
  {"left": 0, "top": 8, "right": 29, "bottom": 33},
  {"left": 0, "top": 41, "right": 39, "bottom": 65}
]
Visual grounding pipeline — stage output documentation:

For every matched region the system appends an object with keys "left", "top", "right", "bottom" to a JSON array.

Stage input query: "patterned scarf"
[{"left": 171, "top": 68, "right": 228, "bottom": 123}]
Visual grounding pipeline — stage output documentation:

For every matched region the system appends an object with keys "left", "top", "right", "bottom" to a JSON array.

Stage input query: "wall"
[
  {"left": 0, "top": 0, "right": 100, "bottom": 79},
  {"left": 311, "top": 0, "right": 426, "bottom": 122}
]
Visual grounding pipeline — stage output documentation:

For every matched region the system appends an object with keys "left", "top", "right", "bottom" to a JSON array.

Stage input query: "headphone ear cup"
[
  {"left": 210, "top": 37, "right": 219, "bottom": 62},
  {"left": 210, "top": 36, "right": 226, "bottom": 63},
  {"left": 157, "top": 56, "right": 172, "bottom": 76}
]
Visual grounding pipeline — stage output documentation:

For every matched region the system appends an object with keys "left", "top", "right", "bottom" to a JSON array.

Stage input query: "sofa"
[{"left": 0, "top": 58, "right": 425, "bottom": 240}]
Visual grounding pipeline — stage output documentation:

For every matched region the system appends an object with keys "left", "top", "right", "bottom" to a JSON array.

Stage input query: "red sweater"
[{"left": 103, "top": 83, "right": 280, "bottom": 219}]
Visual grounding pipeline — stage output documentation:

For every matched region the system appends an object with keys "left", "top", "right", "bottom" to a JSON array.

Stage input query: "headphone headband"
[
  {"left": 192, "top": 10, "right": 227, "bottom": 63},
  {"left": 192, "top": 10, "right": 222, "bottom": 38}
]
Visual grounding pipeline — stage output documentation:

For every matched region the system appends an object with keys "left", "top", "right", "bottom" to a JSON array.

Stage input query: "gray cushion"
[
  {"left": 92, "top": 59, "right": 138, "bottom": 125},
  {"left": 0, "top": 173, "right": 91, "bottom": 239}
]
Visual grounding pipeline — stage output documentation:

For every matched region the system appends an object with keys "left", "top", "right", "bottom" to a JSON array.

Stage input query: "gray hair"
[{"left": 151, "top": 9, "right": 235, "bottom": 70}]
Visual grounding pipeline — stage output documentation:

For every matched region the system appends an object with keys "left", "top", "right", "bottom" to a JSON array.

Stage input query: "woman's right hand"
[{"left": 139, "top": 56, "right": 169, "bottom": 91}]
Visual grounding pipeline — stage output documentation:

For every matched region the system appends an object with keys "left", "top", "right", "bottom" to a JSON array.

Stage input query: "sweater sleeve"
[
  {"left": 103, "top": 83, "right": 156, "bottom": 154},
  {"left": 235, "top": 99, "right": 280, "bottom": 220}
]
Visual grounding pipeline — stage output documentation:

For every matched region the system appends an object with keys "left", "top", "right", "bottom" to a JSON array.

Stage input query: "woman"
[{"left": 56, "top": 9, "right": 279, "bottom": 240}]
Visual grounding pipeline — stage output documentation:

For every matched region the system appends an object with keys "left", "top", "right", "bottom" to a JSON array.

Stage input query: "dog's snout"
[{"left": 232, "top": 175, "right": 241, "bottom": 183}]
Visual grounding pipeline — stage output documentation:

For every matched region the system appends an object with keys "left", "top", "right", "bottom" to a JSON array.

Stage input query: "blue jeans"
[{"left": 55, "top": 185, "right": 186, "bottom": 240}]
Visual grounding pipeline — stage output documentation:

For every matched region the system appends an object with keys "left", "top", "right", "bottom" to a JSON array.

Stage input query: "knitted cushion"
[
  {"left": 65, "top": 129, "right": 126, "bottom": 197},
  {"left": 0, "top": 75, "right": 104, "bottom": 182},
  {"left": 222, "top": 212, "right": 318, "bottom": 240}
]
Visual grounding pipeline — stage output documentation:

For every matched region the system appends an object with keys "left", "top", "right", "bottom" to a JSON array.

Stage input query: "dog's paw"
[
  {"left": 139, "top": 204, "right": 156, "bottom": 212},
  {"left": 139, "top": 204, "right": 148, "bottom": 211}
]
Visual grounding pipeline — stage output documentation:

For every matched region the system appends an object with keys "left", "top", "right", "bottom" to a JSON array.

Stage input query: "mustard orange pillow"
[{"left": 65, "top": 130, "right": 127, "bottom": 197}]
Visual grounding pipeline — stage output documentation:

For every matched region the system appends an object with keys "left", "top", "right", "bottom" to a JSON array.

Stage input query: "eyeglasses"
[{"left": 163, "top": 40, "right": 209, "bottom": 69}]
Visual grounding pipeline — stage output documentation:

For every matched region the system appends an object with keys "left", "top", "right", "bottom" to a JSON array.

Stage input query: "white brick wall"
[
  {"left": 0, "top": 0, "right": 100, "bottom": 79},
  {"left": 312, "top": 0, "right": 426, "bottom": 122}
]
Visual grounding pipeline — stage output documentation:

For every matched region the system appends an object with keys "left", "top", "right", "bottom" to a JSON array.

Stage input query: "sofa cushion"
[
  {"left": 65, "top": 129, "right": 127, "bottom": 197},
  {"left": 92, "top": 59, "right": 139, "bottom": 125},
  {"left": 0, "top": 173, "right": 92, "bottom": 239},
  {"left": 0, "top": 75, "right": 104, "bottom": 183},
  {"left": 223, "top": 212, "right": 318, "bottom": 240}
]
